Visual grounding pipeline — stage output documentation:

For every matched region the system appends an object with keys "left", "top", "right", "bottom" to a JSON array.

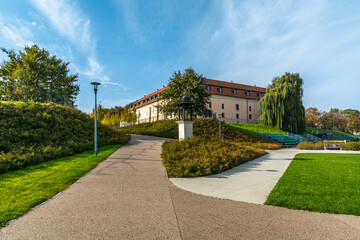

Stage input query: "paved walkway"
[
  {"left": 1, "top": 135, "right": 359, "bottom": 239},
  {"left": 170, "top": 148, "right": 360, "bottom": 204}
]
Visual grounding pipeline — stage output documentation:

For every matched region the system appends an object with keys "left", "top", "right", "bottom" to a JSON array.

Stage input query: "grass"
[
  {"left": 265, "top": 153, "right": 360, "bottom": 215},
  {"left": 227, "top": 123, "right": 287, "bottom": 136},
  {"left": 0, "top": 144, "right": 122, "bottom": 227},
  {"left": 305, "top": 127, "right": 353, "bottom": 136}
]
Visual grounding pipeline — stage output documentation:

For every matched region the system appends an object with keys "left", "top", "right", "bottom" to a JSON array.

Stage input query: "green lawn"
[
  {"left": 227, "top": 123, "right": 287, "bottom": 136},
  {"left": 265, "top": 153, "right": 360, "bottom": 215},
  {"left": 0, "top": 144, "right": 122, "bottom": 227}
]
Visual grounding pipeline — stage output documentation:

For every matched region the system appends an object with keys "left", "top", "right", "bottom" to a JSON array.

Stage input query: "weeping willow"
[{"left": 259, "top": 72, "right": 306, "bottom": 134}]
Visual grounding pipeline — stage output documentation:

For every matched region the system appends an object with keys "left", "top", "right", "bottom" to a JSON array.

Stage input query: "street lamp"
[
  {"left": 91, "top": 82, "right": 101, "bottom": 156},
  {"left": 218, "top": 113, "right": 222, "bottom": 140}
]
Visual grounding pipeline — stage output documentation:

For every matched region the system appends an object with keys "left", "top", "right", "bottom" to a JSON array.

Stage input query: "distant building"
[{"left": 133, "top": 78, "right": 266, "bottom": 124}]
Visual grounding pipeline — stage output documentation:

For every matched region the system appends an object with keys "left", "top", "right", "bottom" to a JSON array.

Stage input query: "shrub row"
[
  {"left": 297, "top": 141, "right": 360, "bottom": 151},
  {"left": 0, "top": 101, "right": 130, "bottom": 173},
  {"left": 161, "top": 137, "right": 267, "bottom": 177}
]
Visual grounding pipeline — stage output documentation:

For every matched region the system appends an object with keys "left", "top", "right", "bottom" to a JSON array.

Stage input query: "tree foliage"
[
  {"left": 259, "top": 72, "right": 306, "bottom": 134},
  {"left": 0, "top": 45, "right": 79, "bottom": 105},
  {"left": 305, "top": 107, "right": 322, "bottom": 127},
  {"left": 160, "top": 67, "right": 211, "bottom": 117}
]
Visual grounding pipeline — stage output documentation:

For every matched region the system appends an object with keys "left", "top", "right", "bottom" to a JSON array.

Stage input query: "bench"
[{"left": 324, "top": 144, "right": 342, "bottom": 150}]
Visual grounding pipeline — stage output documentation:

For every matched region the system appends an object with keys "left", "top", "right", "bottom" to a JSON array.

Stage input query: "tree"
[
  {"left": 0, "top": 45, "right": 79, "bottom": 105},
  {"left": 319, "top": 108, "right": 347, "bottom": 131},
  {"left": 343, "top": 109, "right": 360, "bottom": 133},
  {"left": 259, "top": 72, "right": 306, "bottom": 134},
  {"left": 305, "top": 107, "right": 322, "bottom": 127},
  {"left": 160, "top": 67, "right": 211, "bottom": 117}
]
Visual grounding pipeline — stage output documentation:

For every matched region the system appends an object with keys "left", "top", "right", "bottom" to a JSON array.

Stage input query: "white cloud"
[
  {"left": 30, "top": 0, "right": 121, "bottom": 87},
  {"left": 0, "top": 17, "right": 34, "bottom": 47},
  {"left": 188, "top": 0, "right": 360, "bottom": 110},
  {"left": 30, "top": 0, "right": 94, "bottom": 53}
]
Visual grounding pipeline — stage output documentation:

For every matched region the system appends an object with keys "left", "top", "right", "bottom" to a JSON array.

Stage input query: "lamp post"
[
  {"left": 218, "top": 113, "right": 222, "bottom": 140},
  {"left": 91, "top": 82, "right": 101, "bottom": 156}
]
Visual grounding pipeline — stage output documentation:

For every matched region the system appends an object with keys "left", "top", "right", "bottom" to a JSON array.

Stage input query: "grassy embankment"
[
  {"left": 0, "top": 101, "right": 130, "bottom": 227},
  {"left": 0, "top": 101, "right": 129, "bottom": 173},
  {"left": 265, "top": 153, "right": 360, "bottom": 216},
  {"left": 0, "top": 145, "right": 122, "bottom": 227},
  {"left": 227, "top": 123, "right": 287, "bottom": 136}
]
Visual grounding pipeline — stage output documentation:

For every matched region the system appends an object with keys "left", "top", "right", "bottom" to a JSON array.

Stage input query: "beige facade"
[
  {"left": 209, "top": 95, "right": 260, "bottom": 124},
  {"left": 133, "top": 78, "right": 266, "bottom": 124}
]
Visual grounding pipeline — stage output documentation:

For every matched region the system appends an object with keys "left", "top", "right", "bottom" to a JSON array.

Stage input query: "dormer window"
[
  {"left": 218, "top": 87, "right": 223, "bottom": 93},
  {"left": 206, "top": 85, "right": 210, "bottom": 91},
  {"left": 232, "top": 89, "right": 237, "bottom": 94},
  {"left": 245, "top": 91, "right": 250, "bottom": 96},
  {"left": 258, "top": 92, "right": 262, "bottom": 97}
]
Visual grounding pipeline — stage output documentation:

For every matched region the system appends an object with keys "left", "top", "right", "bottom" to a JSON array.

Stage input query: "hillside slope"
[{"left": 0, "top": 101, "right": 130, "bottom": 173}]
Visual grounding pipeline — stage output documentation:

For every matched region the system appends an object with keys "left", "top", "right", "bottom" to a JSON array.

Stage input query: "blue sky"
[{"left": 0, "top": 0, "right": 359, "bottom": 113}]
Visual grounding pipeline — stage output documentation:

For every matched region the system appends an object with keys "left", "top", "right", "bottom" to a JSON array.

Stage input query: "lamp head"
[{"left": 91, "top": 82, "right": 101, "bottom": 92}]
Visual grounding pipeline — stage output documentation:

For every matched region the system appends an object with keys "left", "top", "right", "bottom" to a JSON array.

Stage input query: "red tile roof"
[
  {"left": 204, "top": 78, "right": 266, "bottom": 100},
  {"left": 134, "top": 78, "right": 266, "bottom": 109}
]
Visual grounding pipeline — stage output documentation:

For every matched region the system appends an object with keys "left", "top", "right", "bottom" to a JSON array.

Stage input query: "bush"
[
  {"left": 297, "top": 141, "right": 360, "bottom": 150},
  {"left": 296, "top": 141, "right": 324, "bottom": 150},
  {"left": 118, "top": 120, "right": 178, "bottom": 138},
  {"left": 0, "top": 101, "right": 130, "bottom": 173},
  {"left": 162, "top": 137, "right": 267, "bottom": 177}
]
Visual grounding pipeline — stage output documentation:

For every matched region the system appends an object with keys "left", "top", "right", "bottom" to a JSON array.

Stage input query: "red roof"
[
  {"left": 134, "top": 78, "right": 266, "bottom": 109},
  {"left": 204, "top": 78, "right": 266, "bottom": 100},
  {"left": 134, "top": 86, "right": 168, "bottom": 109}
]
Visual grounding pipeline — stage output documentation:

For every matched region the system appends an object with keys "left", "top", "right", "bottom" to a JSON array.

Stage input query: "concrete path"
[
  {"left": 1, "top": 135, "right": 359, "bottom": 239},
  {"left": 170, "top": 148, "right": 360, "bottom": 204}
]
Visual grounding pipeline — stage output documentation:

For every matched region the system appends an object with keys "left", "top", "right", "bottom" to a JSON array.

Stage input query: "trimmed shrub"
[
  {"left": 297, "top": 141, "right": 360, "bottom": 150},
  {"left": 162, "top": 137, "right": 267, "bottom": 177},
  {"left": 0, "top": 101, "right": 130, "bottom": 173}
]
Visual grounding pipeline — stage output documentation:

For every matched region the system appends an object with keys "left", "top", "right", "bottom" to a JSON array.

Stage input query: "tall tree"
[
  {"left": 343, "top": 109, "right": 360, "bottom": 133},
  {"left": 160, "top": 67, "right": 211, "bottom": 117},
  {"left": 259, "top": 72, "right": 306, "bottom": 134},
  {"left": 305, "top": 107, "right": 322, "bottom": 127},
  {"left": 0, "top": 45, "right": 79, "bottom": 105}
]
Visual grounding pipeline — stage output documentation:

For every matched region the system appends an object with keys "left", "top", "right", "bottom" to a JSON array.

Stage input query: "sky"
[{"left": 0, "top": 0, "right": 359, "bottom": 113}]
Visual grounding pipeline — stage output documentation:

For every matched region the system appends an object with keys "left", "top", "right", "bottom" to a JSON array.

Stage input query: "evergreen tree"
[
  {"left": 259, "top": 72, "right": 306, "bottom": 134},
  {"left": 0, "top": 45, "right": 79, "bottom": 105},
  {"left": 160, "top": 67, "right": 211, "bottom": 117}
]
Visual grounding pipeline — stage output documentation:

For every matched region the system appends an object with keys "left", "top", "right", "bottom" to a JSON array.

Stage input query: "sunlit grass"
[
  {"left": 0, "top": 144, "right": 122, "bottom": 227},
  {"left": 265, "top": 153, "right": 360, "bottom": 215}
]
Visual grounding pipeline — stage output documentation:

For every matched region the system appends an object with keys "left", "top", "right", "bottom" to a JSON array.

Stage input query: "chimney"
[{"left": 230, "top": 80, "right": 233, "bottom": 83}]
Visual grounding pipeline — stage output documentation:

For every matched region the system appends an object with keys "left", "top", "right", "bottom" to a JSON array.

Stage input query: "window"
[
  {"left": 218, "top": 87, "right": 223, "bottom": 93},
  {"left": 249, "top": 114, "right": 252, "bottom": 120},
  {"left": 232, "top": 89, "right": 237, "bottom": 94},
  {"left": 245, "top": 91, "right": 250, "bottom": 96},
  {"left": 209, "top": 101, "right": 212, "bottom": 108},
  {"left": 258, "top": 92, "right": 262, "bottom": 97},
  {"left": 249, "top": 106, "right": 252, "bottom": 111},
  {"left": 206, "top": 85, "right": 210, "bottom": 91},
  {"left": 221, "top": 103, "right": 225, "bottom": 109},
  {"left": 221, "top": 113, "right": 225, "bottom": 118},
  {"left": 236, "top": 104, "right": 239, "bottom": 110},
  {"left": 236, "top": 114, "right": 239, "bottom": 119}
]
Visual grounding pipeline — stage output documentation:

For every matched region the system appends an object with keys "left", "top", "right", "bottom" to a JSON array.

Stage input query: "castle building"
[{"left": 133, "top": 78, "right": 266, "bottom": 124}]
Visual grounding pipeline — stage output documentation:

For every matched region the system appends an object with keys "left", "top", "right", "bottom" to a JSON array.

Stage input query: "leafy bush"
[
  {"left": 297, "top": 141, "right": 360, "bottom": 150},
  {"left": 296, "top": 141, "right": 324, "bottom": 150},
  {"left": 0, "top": 101, "right": 130, "bottom": 173},
  {"left": 162, "top": 137, "right": 267, "bottom": 177},
  {"left": 341, "top": 142, "right": 360, "bottom": 151}
]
